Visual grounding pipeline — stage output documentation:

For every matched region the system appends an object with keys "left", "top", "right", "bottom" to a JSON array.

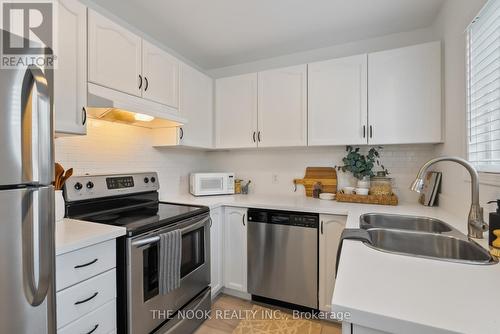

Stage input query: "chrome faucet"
[{"left": 410, "top": 156, "right": 488, "bottom": 239}]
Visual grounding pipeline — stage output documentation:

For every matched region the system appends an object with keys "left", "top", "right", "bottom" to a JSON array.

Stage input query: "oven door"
[{"left": 127, "top": 214, "right": 211, "bottom": 334}]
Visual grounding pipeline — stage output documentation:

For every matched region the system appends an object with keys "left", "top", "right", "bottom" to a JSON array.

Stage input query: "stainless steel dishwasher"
[{"left": 247, "top": 208, "right": 318, "bottom": 309}]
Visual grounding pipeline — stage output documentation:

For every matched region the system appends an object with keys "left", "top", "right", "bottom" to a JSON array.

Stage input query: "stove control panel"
[{"left": 64, "top": 172, "right": 159, "bottom": 202}]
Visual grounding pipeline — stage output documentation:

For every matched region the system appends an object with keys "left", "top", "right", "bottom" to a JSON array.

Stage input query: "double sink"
[{"left": 358, "top": 213, "right": 497, "bottom": 265}]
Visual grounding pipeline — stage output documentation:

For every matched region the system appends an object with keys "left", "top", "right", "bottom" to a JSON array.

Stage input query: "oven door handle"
[{"left": 131, "top": 215, "right": 210, "bottom": 248}]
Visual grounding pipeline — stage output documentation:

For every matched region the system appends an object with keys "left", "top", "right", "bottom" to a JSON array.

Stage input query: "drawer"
[
  {"left": 57, "top": 269, "right": 116, "bottom": 328},
  {"left": 57, "top": 239, "right": 116, "bottom": 291},
  {"left": 58, "top": 299, "right": 116, "bottom": 334}
]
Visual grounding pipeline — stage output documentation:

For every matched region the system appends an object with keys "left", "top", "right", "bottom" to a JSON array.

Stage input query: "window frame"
[{"left": 466, "top": 0, "right": 500, "bottom": 173}]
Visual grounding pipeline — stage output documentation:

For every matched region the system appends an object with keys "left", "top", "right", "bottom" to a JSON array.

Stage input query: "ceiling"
[{"left": 92, "top": 0, "right": 445, "bottom": 70}]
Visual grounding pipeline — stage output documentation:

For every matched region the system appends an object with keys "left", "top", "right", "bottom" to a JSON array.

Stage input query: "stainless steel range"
[{"left": 64, "top": 172, "right": 211, "bottom": 334}]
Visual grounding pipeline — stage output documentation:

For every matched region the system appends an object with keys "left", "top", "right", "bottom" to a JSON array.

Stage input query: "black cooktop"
[{"left": 65, "top": 191, "right": 209, "bottom": 236}]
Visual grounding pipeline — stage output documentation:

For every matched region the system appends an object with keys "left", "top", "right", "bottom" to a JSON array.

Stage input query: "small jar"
[
  {"left": 234, "top": 179, "right": 242, "bottom": 194},
  {"left": 312, "top": 182, "right": 323, "bottom": 198},
  {"left": 370, "top": 172, "right": 393, "bottom": 196}
]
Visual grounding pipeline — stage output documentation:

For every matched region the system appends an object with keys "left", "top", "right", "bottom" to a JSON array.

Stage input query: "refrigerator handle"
[
  {"left": 21, "top": 186, "right": 54, "bottom": 306},
  {"left": 21, "top": 66, "right": 53, "bottom": 186}
]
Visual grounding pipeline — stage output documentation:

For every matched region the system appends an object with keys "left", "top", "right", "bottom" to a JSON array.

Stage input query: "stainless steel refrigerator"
[{"left": 0, "top": 31, "right": 56, "bottom": 333}]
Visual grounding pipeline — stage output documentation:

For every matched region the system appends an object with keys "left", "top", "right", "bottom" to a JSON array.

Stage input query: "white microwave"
[{"left": 190, "top": 173, "right": 235, "bottom": 196}]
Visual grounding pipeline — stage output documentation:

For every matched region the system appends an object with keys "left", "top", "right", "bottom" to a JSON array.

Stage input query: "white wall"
[
  {"left": 207, "top": 145, "right": 435, "bottom": 202},
  {"left": 55, "top": 119, "right": 208, "bottom": 198},
  {"left": 208, "top": 27, "right": 437, "bottom": 78},
  {"left": 430, "top": 0, "right": 498, "bottom": 218}
]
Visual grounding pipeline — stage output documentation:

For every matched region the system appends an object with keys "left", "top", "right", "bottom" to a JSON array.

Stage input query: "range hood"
[{"left": 86, "top": 83, "right": 187, "bottom": 129}]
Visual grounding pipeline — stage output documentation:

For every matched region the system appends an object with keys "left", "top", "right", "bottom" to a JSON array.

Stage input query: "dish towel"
[{"left": 159, "top": 229, "right": 182, "bottom": 295}]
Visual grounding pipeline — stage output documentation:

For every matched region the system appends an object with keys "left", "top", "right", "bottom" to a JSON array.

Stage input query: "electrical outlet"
[{"left": 272, "top": 174, "right": 279, "bottom": 184}]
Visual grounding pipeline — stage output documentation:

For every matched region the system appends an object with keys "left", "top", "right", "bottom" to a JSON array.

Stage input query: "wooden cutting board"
[{"left": 294, "top": 167, "right": 337, "bottom": 197}]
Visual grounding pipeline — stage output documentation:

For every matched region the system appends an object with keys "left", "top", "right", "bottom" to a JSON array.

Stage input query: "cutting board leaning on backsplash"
[{"left": 294, "top": 167, "right": 337, "bottom": 197}]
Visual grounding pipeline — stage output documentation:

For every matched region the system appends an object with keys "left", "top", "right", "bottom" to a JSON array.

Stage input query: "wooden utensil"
[
  {"left": 294, "top": 167, "right": 337, "bottom": 197},
  {"left": 60, "top": 168, "right": 73, "bottom": 189},
  {"left": 54, "top": 163, "right": 64, "bottom": 190}
]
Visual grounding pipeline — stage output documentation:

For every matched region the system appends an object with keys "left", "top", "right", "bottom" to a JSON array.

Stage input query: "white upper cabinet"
[
  {"left": 88, "top": 9, "right": 142, "bottom": 97},
  {"left": 142, "top": 40, "right": 179, "bottom": 108},
  {"left": 308, "top": 55, "right": 368, "bottom": 146},
  {"left": 215, "top": 73, "right": 258, "bottom": 149},
  {"left": 54, "top": 0, "right": 87, "bottom": 135},
  {"left": 178, "top": 63, "right": 213, "bottom": 147},
  {"left": 154, "top": 63, "right": 214, "bottom": 148},
  {"left": 368, "top": 41, "right": 442, "bottom": 144},
  {"left": 257, "top": 65, "right": 307, "bottom": 147}
]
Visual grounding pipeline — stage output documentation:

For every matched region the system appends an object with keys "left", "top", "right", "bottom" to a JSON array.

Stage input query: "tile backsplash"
[
  {"left": 207, "top": 145, "right": 435, "bottom": 202},
  {"left": 55, "top": 119, "right": 209, "bottom": 198},
  {"left": 56, "top": 120, "right": 435, "bottom": 202}
]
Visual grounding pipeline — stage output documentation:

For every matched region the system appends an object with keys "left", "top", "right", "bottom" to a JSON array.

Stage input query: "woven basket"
[{"left": 336, "top": 192, "right": 398, "bottom": 206}]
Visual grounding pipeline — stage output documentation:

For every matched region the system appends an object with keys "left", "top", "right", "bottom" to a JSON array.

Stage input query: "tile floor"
[{"left": 194, "top": 294, "right": 342, "bottom": 334}]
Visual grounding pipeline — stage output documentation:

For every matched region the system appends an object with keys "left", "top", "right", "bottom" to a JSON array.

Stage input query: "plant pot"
[{"left": 356, "top": 176, "right": 371, "bottom": 189}]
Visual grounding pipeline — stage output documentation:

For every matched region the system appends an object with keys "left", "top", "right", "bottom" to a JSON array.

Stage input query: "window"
[{"left": 467, "top": 0, "right": 500, "bottom": 172}]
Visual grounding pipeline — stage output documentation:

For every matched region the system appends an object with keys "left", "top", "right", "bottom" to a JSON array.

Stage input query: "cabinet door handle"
[
  {"left": 257, "top": 131, "right": 261, "bottom": 142},
  {"left": 362, "top": 125, "right": 366, "bottom": 138},
  {"left": 86, "top": 324, "right": 99, "bottom": 334},
  {"left": 138, "top": 75, "right": 143, "bottom": 89},
  {"left": 82, "top": 107, "right": 87, "bottom": 125},
  {"left": 74, "top": 258, "right": 98, "bottom": 269},
  {"left": 369, "top": 125, "right": 373, "bottom": 138},
  {"left": 242, "top": 214, "right": 246, "bottom": 226},
  {"left": 179, "top": 127, "right": 184, "bottom": 140},
  {"left": 144, "top": 77, "right": 149, "bottom": 91},
  {"left": 321, "top": 221, "right": 323, "bottom": 234},
  {"left": 252, "top": 131, "right": 256, "bottom": 143},
  {"left": 74, "top": 292, "right": 98, "bottom": 305}
]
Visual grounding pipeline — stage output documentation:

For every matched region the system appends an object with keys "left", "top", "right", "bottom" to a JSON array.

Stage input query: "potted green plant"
[{"left": 336, "top": 146, "right": 389, "bottom": 188}]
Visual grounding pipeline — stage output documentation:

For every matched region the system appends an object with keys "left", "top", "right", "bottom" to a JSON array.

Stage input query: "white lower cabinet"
[
  {"left": 223, "top": 207, "right": 248, "bottom": 292},
  {"left": 56, "top": 240, "right": 117, "bottom": 333},
  {"left": 210, "top": 207, "right": 224, "bottom": 297},
  {"left": 58, "top": 299, "right": 116, "bottom": 334},
  {"left": 319, "top": 214, "right": 346, "bottom": 312}
]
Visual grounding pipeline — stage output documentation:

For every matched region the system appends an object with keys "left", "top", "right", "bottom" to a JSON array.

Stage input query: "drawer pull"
[
  {"left": 74, "top": 292, "right": 98, "bottom": 305},
  {"left": 85, "top": 324, "right": 99, "bottom": 334},
  {"left": 74, "top": 258, "right": 98, "bottom": 269}
]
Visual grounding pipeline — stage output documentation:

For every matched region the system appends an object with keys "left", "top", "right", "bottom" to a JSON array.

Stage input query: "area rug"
[{"left": 232, "top": 305, "right": 322, "bottom": 334}]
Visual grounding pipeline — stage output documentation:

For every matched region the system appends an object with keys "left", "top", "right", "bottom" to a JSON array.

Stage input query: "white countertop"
[
  {"left": 55, "top": 218, "right": 126, "bottom": 256},
  {"left": 162, "top": 193, "right": 499, "bottom": 334}
]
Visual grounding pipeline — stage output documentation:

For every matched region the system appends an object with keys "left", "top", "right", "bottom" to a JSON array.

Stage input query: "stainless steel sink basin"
[
  {"left": 365, "top": 228, "right": 495, "bottom": 264},
  {"left": 360, "top": 213, "right": 453, "bottom": 233},
  {"left": 354, "top": 213, "right": 497, "bottom": 264}
]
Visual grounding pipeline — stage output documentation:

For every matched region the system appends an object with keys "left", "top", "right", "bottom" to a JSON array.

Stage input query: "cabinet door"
[
  {"left": 215, "top": 74, "right": 258, "bottom": 149},
  {"left": 142, "top": 40, "right": 179, "bottom": 108},
  {"left": 178, "top": 63, "right": 213, "bottom": 148},
  {"left": 223, "top": 207, "right": 248, "bottom": 292},
  {"left": 368, "top": 41, "right": 442, "bottom": 144},
  {"left": 210, "top": 207, "right": 223, "bottom": 297},
  {"left": 88, "top": 10, "right": 142, "bottom": 97},
  {"left": 54, "top": 0, "right": 87, "bottom": 135},
  {"left": 319, "top": 214, "right": 346, "bottom": 312},
  {"left": 257, "top": 65, "right": 307, "bottom": 147},
  {"left": 308, "top": 55, "right": 368, "bottom": 146}
]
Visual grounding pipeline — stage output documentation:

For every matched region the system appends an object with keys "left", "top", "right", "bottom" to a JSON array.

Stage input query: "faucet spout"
[{"left": 410, "top": 156, "right": 488, "bottom": 239}]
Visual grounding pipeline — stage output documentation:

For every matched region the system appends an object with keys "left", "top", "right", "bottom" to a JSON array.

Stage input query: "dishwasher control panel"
[{"left": 247, "top": 209, "right": 318, "bottom": 228}]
